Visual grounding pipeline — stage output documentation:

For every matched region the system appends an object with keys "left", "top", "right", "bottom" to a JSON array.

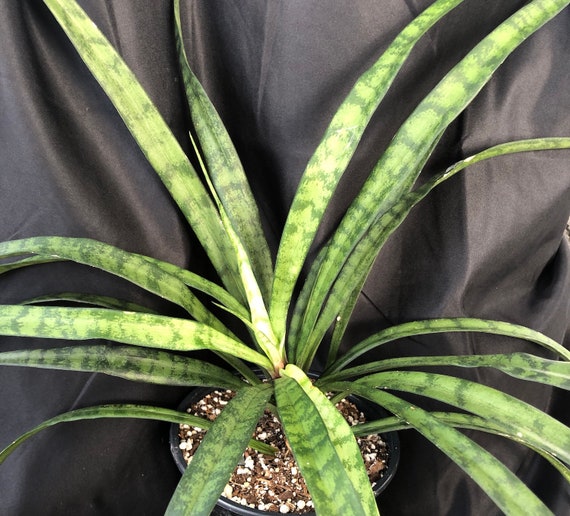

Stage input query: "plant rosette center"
[{"left": 174, "top": 389, "right": 392, "bottom": 514}]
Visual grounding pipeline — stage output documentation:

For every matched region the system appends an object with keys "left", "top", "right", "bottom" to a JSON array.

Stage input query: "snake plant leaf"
[
  {"left": 355, "top": 371, "right": 570, "bottom": 467},
  {"left": 0, "top": 255, "right": 60, "bottom": 274},
  {"left": 347, "top": 386, "right": 555, "bottom": 515},
  {"left": 0, "top": 345, "right": 245, "bottom": 390},
  {"left": 20, "top": 293, "right": 158, "bottom": 313},
  {"left": 294, "top": 6, "right": 570, "bottom": 361},
  {"left": 226, "top": 227, "right": 282, "bottom": 368},
  {"left": 0, "top": 236, "right": 230, "bottom": 334},
  {"left": 41, "top": 0, "right": 244, "bottom": 300},
  {"left": 0, "top": 246, "right": 250, "bottom": 321},
  {"left": 0, "top": 403, "right": 275, "bottom": 466},
  {"left": 0, "top": 238, "right": 253, "bottom": 380},
  {"left": 285, "top": 0, "right": 570, "bottom": 353},
  {"left": 0, "top": 240, "right": 258, "bottom": 384},
  {"left": 123, "top": 252, "right": 258, "bottom": 383},
  {"left": 323, "top": 317, "right": 570, "bottom": 376},
  {"left": 426, "top": 413, "right": 570, "bottom": 485},
  {"left": 353, "top": 411, "right": 493, "bottom": 435},
  {"left": 6, "top": 253, "right": 256, "bottom": 382},
  {"left": 275, "top": 365, "right": 378, "bottom": 516},
  {"left": 356, "top": 410, "right": 570, "bottom": 483},
  {"left": 353, "top": 409, "right": 570, "bottom": 483},
  {"left": 270, "top": 0, "right": 467, "bottom": 342},
  {"left": 357, "top": 409, "right": 565, "bottom": 437},
  {"left": 322, "top": 352, "right": 570, "bottom": 389},
  {"left": 306, "top": 0, "right": 570, "bottom": 339},
  {"left": 140, "top": 255, "right": 249, "bottom": 321},
  {"left": 325, "top": 138, "right": 570, "bottom": 360},
  {"left": 0, "top": 305, "right": 273, "bottom": 371},
  {"left": 173, "top": 0, "right": 273, "bottom": 303},
  {"left": 0, "top": 237, "right": 256, "bottom": 383},
  {"left": 288, "top": 125, "right": 443, "bottom": 363},
  {"left": 219, "top": 208, "right": 282, "bottom": 366},
  {"left": 166, "top": 382, "right": 272, "bottom": 516}
]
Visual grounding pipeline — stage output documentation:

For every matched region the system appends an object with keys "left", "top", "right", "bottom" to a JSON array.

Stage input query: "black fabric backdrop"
[{"left": 1, "top": 1, "right": 569, "bottom": 515}]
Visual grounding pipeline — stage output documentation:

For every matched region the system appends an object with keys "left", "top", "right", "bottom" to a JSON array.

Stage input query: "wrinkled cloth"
[{"left": 0, "top": 1, "right": 569, "bottom": 514}]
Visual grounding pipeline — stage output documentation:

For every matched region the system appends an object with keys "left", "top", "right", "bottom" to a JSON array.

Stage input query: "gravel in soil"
[{"left": 177, "top": 388, "right": 390, "bottom": 514}]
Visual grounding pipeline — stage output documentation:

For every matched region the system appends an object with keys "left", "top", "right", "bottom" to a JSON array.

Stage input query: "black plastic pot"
[{"left": 170, "top": 385, "right": 400, "bottom": 516}]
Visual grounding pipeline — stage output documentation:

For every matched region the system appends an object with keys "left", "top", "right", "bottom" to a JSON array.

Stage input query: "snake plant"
[{"left": 1, "top": 0, "right": 569, "bottom": 514}]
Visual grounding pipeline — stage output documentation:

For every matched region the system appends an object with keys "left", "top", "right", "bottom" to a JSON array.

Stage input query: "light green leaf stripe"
[
  {"left": 166, "top": 383, "right": 272, "bottom": 516},
  {"left": 0, "top": 403, "right": 275, "bottom": 466},
  {"left": 270, "top": 0, "right": 467, "bottom": 342},
  {"left": 322, "top": 352, "right": 570, "bottom": 388},
  {"left": 0, "top": 305, "right": 273, "bottom": 371},
  {"left": 347, "top": 385, "right": 554, "bottom": 516},
  {"left": 173, "top": 0, "right": 273, "bottom": 303},
  {"left": 275, "top": 365, "right": 378, "bottom": 516},
  {"left": 42, "top": 0, "right": 243, "bottom": 299},
  {"left": 356, "top": 371, "right": 570, "bottom": 466},
  {"left": 0, "top": 345, "right": 245, "bottom": 390},
  {"left": 324, "top": 318, "right": 570, "bottom": 375}
]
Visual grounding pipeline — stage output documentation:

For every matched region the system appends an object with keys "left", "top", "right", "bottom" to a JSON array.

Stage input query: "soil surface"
[{"left": 177, "top": 389, "right": 390, "bottom": 514}]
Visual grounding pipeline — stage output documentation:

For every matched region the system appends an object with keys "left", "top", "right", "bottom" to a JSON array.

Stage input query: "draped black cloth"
[{"left": 0, "top": 1, "right": 569, "bottom": 514}]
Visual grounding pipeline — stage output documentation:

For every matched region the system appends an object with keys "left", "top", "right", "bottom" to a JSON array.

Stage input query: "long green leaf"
[
  {"left": 354, "top": 410, "right": 570, "bottom": 484},
  {"left": 166, "top": 383, "right": 272, "bottom": 516},
  {"left": 322, "top": 352, "right": 570, "bottom": 389},
  {"left": 0, "top": 237, "right": 228, "bottom": 333},
  {"left": 0, "top": 403, "right": 275, "bottom": 465},
  {"left": 0, "top": 255, "right": 60, "bottom": 274},
  {"left": 0, "top": 248, "right": 257, "bottom": 376},
  {"left": 185, "top": 133, "right": 283, "bottom": 367},
  {"left": 346, "top": 386, "right": 555, "bottom": 515},
  {"left": 307, "top": 0, "right": 570, "bottom": 336},
  {"left": 222, "top": 216, "right": 282, "bottom": 368},
  {"left": 296, "top": 49, "right": 570, "bottom": 363},
  {"left": 141, "top": 240, "right": 250, "bottom": 321},
  {"left": 21, "top": 293, "right": 158, "bottom": 313},
  {"left": 289, "top": 126, "right": 444, "bottom": 365},
  {"left": 0, "top": 305, "right": 273, "bottom": 371},
  {"left": 324, "top": 318, "right": 570, "bottom": 375},
  {"left": 110, "top": 246, "right": 258, "bottom": 382},
  {"left": 292, "top": 1, "right": 570, "bottom": 362},
  {"left": 173, "top": 0, "right": 273, "bottom": 303},
  {"left": 0, "top": 345, "right": 245, "bottom": 390},
  {"left": 0, "top": 238, "right": 258, "bottom": 383},
  {"left": 42, "top": 0, "right": 244, "bottom": 300},
  {"left": 270, "top": 0, "right": 467, "bottom": 342},
  {"left": 0, "top": 246, "right": 250, "bottom": 322},
  {"left": 275, "top": 365, "right": 378, "bottom": 516},
  {"left": 314, "top": 137, "right": 570, "bottom": 364},
  {"left": 355, "top": 371, "right": 570, "bottom": 466}
]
